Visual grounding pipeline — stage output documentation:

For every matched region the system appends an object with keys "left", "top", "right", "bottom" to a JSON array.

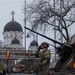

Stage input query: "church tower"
[{"left": 3, "top": 11, "right": 24, "bottom": 48}]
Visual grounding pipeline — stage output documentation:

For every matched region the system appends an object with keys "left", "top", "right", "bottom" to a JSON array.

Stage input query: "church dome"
[
  {"left": 4, "top": 11, "right": 23, "bottom": 32},
  {"left": 30, "top": 40, "right": 38, "bottom": 46},
  {"left": 4, "top": 21, "right": 23, "bottom": 32},
  {"left": 11, "top": 37, "right": 20, "bottom": 44}
]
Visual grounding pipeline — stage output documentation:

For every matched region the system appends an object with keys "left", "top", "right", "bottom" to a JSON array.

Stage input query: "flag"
[{"left": 6, "top": 50, "right": 10, "bottom": 60}]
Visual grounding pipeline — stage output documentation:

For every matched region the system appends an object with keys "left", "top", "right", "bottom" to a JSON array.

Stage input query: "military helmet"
[{"left": 40, "top": 42, "right": 49, "bottom": 48}]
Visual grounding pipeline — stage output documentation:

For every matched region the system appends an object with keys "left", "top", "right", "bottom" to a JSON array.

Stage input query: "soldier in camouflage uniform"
[{"left": 35, "top": 42, "right": 51, "bottom": 75}]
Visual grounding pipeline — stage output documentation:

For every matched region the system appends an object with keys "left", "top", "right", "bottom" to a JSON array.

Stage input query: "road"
[
  {"left": 54, "top": 72, "right": 75, "bottom": 75},
  {"left": 6, "top": 73, "right": 36, "bottom": 75},
  {"left": 6, "top": 72, "right": 75, "bottom": 75}
]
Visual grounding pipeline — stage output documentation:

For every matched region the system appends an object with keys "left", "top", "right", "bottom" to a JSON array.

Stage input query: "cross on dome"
[{"left": 11, "top": 11, "right": 15, "bottom": 21}]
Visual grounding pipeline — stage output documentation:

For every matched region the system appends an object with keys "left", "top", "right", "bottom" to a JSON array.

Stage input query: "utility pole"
[
  {"left": 36, "top": 33, "right": 38, "bottom": 43},
  {"left": 54, "top": 0, "right": 56, "bottom": 60},
  {"left": 24, "top": 0, "right": 26, "bottom": 59},
  {"left": 60, "top": 0, "right": 63, "bottom": 43}
]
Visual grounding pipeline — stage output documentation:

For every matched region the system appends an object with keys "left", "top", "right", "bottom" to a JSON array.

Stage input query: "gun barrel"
[{"left": 24, "top": 27, "right": 63, "bottom": 46}]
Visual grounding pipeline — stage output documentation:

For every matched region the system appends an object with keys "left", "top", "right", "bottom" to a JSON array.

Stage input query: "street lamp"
[
  {"left": 26, "top": 33, "right": 30, "bottom": 38},
  {"left": 24, "top": 0, "right": 26, "bottom": 59},
  {"left": 60, "top": 0, "right": 64, "bottom": 43},
  {"left": 54, "top": 0, "right": 57, "bottom": 60},
  {"left": 26, "top": 33, "right": 36, "bottom": 41}
]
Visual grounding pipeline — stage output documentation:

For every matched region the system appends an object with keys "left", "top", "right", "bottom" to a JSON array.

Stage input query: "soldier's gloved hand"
[{"left": 42, "top": 60, "right": 47, "bottom": 64}]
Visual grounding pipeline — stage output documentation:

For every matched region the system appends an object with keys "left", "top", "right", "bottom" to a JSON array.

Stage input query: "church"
[
  {"left": 3, "top": 11, "right": 24, "bottom": 49},
  {"left": 0, "top": 11, "right": 24, "bottom": 70}
]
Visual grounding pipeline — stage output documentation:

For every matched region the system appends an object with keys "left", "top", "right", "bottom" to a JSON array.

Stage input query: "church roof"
[
  {"left": 30, "top": 40, "right": 38, "bottom": 46},
  {"left": 3, "top": 11, "right": 23, "bottom": 32},
  {"left": 4, "top": 21, "right": 23, "bottom": 32},
  {"left": 11, "top": 37, "right": 20, "bottom": 44}
]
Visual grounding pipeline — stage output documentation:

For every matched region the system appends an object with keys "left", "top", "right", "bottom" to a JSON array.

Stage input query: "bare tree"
[{"left": 24, "top": 0, "right": 75, "bottom": 43}]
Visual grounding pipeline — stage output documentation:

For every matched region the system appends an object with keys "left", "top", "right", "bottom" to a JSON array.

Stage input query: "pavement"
[
  {"left": 6, "top": 73, "right": 34, "bottom": 75},
  {"left": 5, "top": 71, "right": 75, "bottom": 75}
]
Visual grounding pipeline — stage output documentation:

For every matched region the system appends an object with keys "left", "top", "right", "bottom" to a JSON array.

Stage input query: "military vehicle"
[{"left": 25, "top": 27, "right": 75, "bottom": 74}]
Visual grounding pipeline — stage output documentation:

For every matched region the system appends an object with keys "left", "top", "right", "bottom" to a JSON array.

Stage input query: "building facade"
[{"left": 3, "top": 11, "right": 24, "bottom": 48}]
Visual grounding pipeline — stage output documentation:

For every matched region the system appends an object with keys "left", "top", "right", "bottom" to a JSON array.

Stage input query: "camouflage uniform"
[{"left": 35, "top": 42, "right": 51, "bottom": 73}]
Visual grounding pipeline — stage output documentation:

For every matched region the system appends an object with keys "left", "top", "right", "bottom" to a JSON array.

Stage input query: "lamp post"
[
  {"left": 54, "top": 0, "right": 56, "bottom": 60},
  {"left": 60, "top": 0, "right": 64, "bottom": 43},
  {"left": 27, "top": 33, "right": 35, "bottom": 40},
  {"left": 24, "top": 0, "right": 26, "bottom": 59}
]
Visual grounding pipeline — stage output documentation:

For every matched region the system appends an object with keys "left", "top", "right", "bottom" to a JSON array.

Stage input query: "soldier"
[{"left": 35, "top": 42, "right": 51, "bottom": 75}]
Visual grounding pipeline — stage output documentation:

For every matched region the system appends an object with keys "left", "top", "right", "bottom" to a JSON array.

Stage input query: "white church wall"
[
  {"left": 3, "top": 31, "right": 24, "bottom": 48},
  {"left": 11, "top": 44, "right": 21, "bottom": 49},
  {"left": 17, "top": 32, "right": 24, "bottom": 45},
  {"left": 3, "top": 32, "right": 8, "bottom": 46},
  {"left": 3, "top": 26, "right": 23, "bottom": 48}
]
